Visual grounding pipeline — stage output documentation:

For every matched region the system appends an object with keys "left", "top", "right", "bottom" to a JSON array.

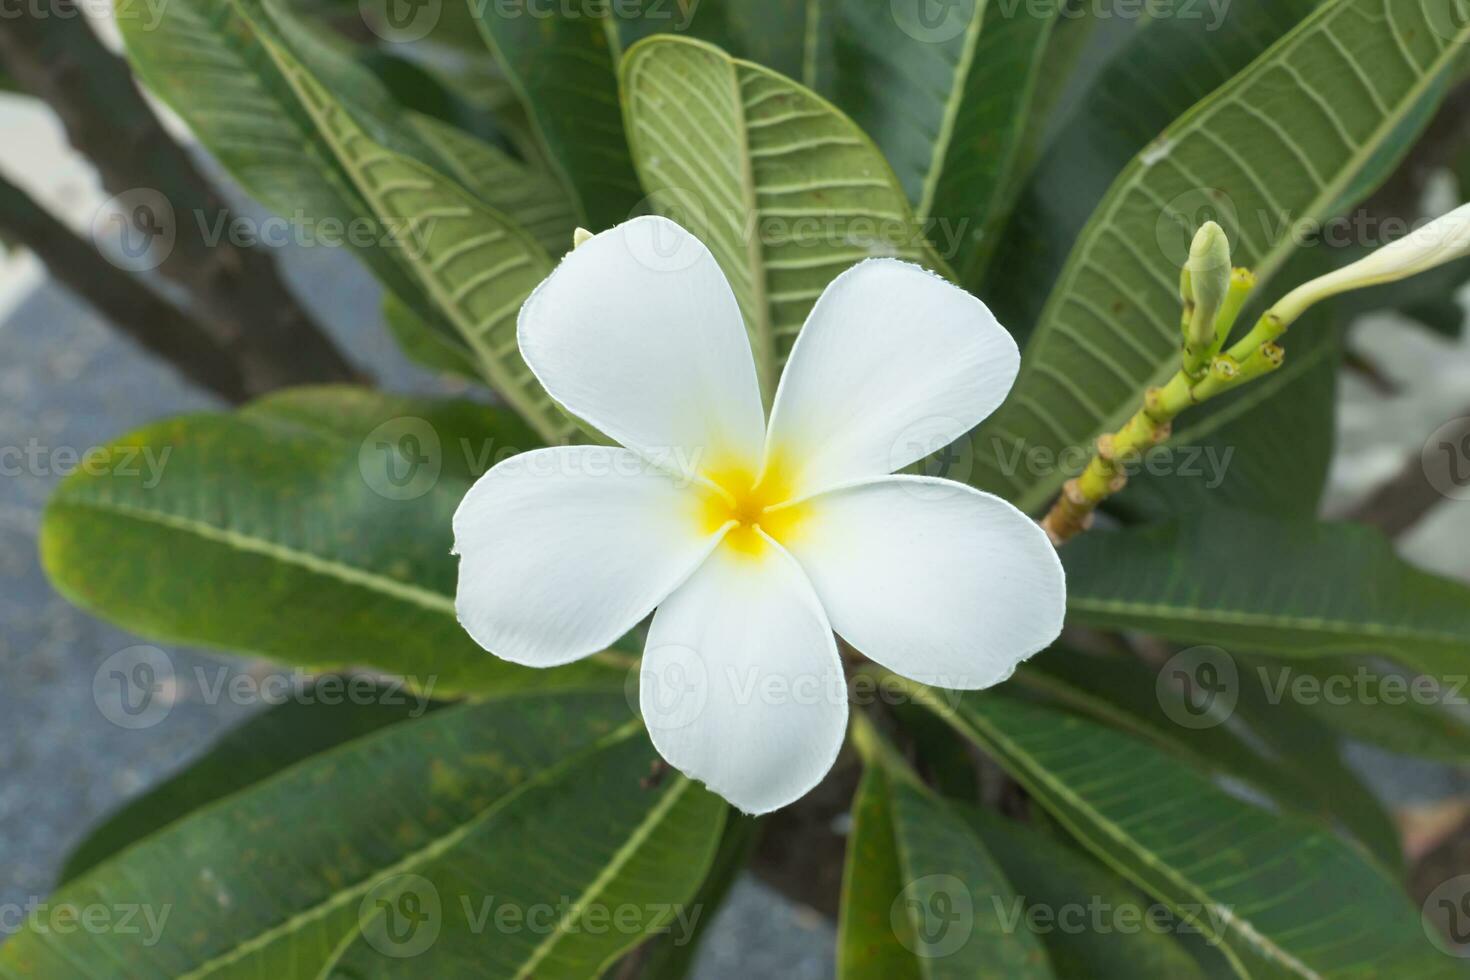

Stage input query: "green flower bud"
[{"left": 1185, "top": 222, "right": 1232, "bottom": 352}]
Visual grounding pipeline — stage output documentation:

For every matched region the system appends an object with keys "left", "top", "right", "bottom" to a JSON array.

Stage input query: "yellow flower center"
[{"left": 697, "top": 456, "right": 807, "bottom": 557}]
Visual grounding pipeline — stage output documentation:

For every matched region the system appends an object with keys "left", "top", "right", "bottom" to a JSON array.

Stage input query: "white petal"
[
  {"left": 453, "top": 446, "right": 717, "bottom": 667},
  {"left": 780, "top": 476, "right": 1064, "bottom": 689},
  {"left": 518, "top": 216, "right": 765, "bottom": 473},
  {"left": 641, "top": 538, "right": 847, "bottom": 814},
  {"left": 763, "top": 259, "right": 1019, "bottom": 499}
]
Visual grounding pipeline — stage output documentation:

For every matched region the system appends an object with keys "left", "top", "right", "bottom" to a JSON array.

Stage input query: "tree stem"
[
  {"left": 0, "top": 4, "right": 366, "bottom": 395},
  {"left": 0, "top": 169, "right": 250, "bottom": 402}
]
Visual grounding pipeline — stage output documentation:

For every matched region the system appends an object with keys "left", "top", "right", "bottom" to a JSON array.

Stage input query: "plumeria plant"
[{"left": 14, "top": 0, "right": 1470, "bottom": 977}]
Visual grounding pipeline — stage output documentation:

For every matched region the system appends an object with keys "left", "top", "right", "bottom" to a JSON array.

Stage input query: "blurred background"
[{"left": 2, "top": 3, "right": 1470, "bottom": 976}]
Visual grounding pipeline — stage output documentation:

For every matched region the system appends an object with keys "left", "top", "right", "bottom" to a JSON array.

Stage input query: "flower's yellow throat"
[{"left": 697, "top": 457, "right": 807, "bottom": 557}]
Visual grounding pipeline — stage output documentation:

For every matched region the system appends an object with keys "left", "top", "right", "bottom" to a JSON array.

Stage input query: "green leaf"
[
  {"left": 39, "top": 387, "right": 620, "bottom": 695},
  {"left": 261, "top": 39, "right": 574, "bottom": 442},
  {"left": 407, "top": 110, "right": 580, "bottom": 258},
  {"left": 970, "top": 0, "right": 1470, "bottom": 512},
  {"left": 616, "top": 0, "right": 835, "bottom": 88},
  {"left": 619, "top": 35, "right": 946, "bottom": 403},
  {"left": 1011, "top": 5, "right": 1146, "bottom": 180},
  {"left": 961, "top": 806, "right": 1208, "bottom": 979},
  {"left": 837, "top": 764, "right": 1053, "bottom": 979},
  {"left": 829, "top": 0, "right": 1061, "bottom": 282},
  {"left": 1244, "top": 653, "right": 1470, "bottom": 763},
  {"left": 983, "top": 0, "right": 1321, "bottom": 347},
  {"left": 381, "top": 291, "right": 484, "bottom": 380},
  {"left": 1017, "top": 646, "right": 1401, "bottom": 869},
  {"left": 1063, "top": 509, "right": 1470, "bottom": 682},
  {"left": 635, "top": 813, "right": 759, "bottom": 980},
  {"left": 889, "top": 700, "right": 980, "bottom": 802},
  {"left": 470, "top": 5, "right": 642, "bottom": 229},
  {"left": 119, "top": 0, "right": 566, "bottom": 400},
  {"left": 252, "top": 1, "right": 440, "bottom": 161},
  {"left": 0, "top": 692, "right": 725, "bottom": 979},
  {"left": 61, "top": 681, "right": 433, "bottom": 884},
  {"left": 394, "top": 0, "right": 551, "bottom": 163},
  {"left": 114, "top": 0, "right": 433, "bottom": 324},
  {"left": 923, "top": 691, "right": 1459, "bottom": 978},
  {"left": 350, "top": 44, "right": 500, "bottom": 142}
]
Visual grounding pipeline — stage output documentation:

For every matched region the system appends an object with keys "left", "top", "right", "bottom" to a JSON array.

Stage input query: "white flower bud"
[{"left": 1271, "top": 202, "right": 1470, "bottom": 325}]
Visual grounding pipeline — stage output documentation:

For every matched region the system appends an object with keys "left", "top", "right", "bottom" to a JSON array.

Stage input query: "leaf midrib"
[
  {"left": 513, "top": 775, "right": 694, "bottom": 979},
  {"left": 914, "top": 0, "right": 986, "bottom": 220},
  {"left": 260, "top": 38, "right": 568, "bottom": 444},
  {"left": 1066, "top": 595, "right": 1466, "bottom": 651},
  {"left": 730, "top": 57, "right": 778, "bottom": 404},
  {"left": 54, "top": 495, "right": 457, "bottom": 615},
  {"left": 924, "top": 695, "right": 1286, "bottom": 980}
]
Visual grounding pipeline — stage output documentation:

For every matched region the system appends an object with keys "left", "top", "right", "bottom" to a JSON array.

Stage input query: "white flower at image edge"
[{"left": 452, "top": 217, "right": 1065, "bottom": 814}]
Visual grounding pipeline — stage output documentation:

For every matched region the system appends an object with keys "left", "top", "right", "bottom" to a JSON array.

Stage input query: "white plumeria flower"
[{"left": 452, "top": 217, "right": 1065, "bottom": 814}]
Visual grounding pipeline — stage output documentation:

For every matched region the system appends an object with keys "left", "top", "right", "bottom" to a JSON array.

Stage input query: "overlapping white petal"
[
  {"left": 453, "top": 446, "right": 720, "bottom": 667},
  {"left": 641, "top": 540, "right": 847, "bottom": 814},
  {"left": 764, "top": 259, "right": 1019, "bottom": 500},
  {"left": 517, "top": 216, "right": 766, "bottom": 475},
  {"left": 780, "top": 477, "right": 1065, "bottom": 690}
]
